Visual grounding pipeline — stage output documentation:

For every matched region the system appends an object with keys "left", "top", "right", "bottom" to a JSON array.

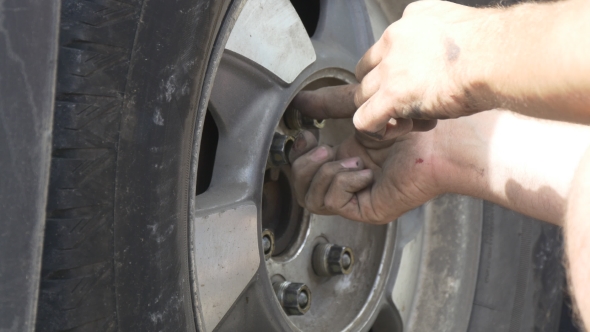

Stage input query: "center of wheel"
[
  {"left": 259, "top": 76, "right": 390, "bottom": 324},
  {"left": 262, "top": 164, "right": 302, "bottom": 256}
]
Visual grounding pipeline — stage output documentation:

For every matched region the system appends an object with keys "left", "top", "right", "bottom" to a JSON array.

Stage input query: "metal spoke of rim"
[
  {"left": 225, "top": 0, "right": 316, "bottom": 84},
  {"left": 190, "top": 202, "right": 259, "bottom": 332},
  {"left": 313, "top": 0, "right": 375, "bottom": 62},
  {"left": 205, "top": 53, "right": 286, "bottom": 201},
  {"left": 192, "top": 54, "right": 288, "bottom": 332},
  {"left": 192, "top": 1, "right": 313, "bottom": 326}
]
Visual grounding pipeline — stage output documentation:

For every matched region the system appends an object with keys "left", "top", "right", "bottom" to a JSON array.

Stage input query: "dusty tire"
[
  {"left": 468, "top": 203, "right": 564, "bottom": 332},
  {"left": 36, "top": 0, "right": 232, "bottom": 330}
]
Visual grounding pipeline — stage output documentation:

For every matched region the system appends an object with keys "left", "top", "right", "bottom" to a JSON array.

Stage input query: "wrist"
[
  {"left": 429, "top": 115, "right": 491, "bottom": 197},
  {"left": 455, "top": 7, "right": 507, "bottom": 112},
  {"left": 467, "top": 1, "right": 581, "bottom": 118}
]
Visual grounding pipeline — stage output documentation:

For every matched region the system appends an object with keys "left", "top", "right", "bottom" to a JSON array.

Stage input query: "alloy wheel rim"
[{"left": 189, "top": 1, "right": 403, "bottom": 331}]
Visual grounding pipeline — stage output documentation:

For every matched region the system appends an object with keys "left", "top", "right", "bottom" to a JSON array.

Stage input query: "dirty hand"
[
  {"left": 288, "top": 128, "right": 441, "bottom": 224},
  {"left": 296, "top": 1, "right": 496, "bottom": 143}
]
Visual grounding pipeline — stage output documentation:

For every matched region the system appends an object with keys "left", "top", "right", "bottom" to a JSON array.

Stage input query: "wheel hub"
[{"left": 259, "top": 77, "right": 396, "bottom": 331}]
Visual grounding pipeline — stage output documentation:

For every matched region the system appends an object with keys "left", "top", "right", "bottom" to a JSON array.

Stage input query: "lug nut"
[
  {"left": 273, "top": 281, "right": 311, "bottom": 315},
  {"left": 284, "top": 107, "right": 325, "bottom": 130},
  {"left": 261, "top": 229, "right": 275, "bottom": 260},
  {"left": 312, "top": 243, "right": 355, "bottom": 276},
  {"left": 269, "top": 133, "right": 294, "bottom": 166}
]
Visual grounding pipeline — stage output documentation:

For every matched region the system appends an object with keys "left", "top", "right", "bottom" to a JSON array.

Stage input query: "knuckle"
[
  {"left": 381, "top": 26, "right": 395, "bottom": 44},
  {"left": 333, "top": 172, "right": 348, "bottom": 187},
  {"left": 353, "top": 88, "right": 364, "bottom": 108},
  {"left": 303, "top": 193, "right": 313, "bottom": 209},
  {"left": 367, "top": 214, "right": 386, "bottom": 225},
  {"left": 319, "top": 144, "right": 335, "bottom": 159},
  {"left": 360, "top": 205, "right": 387, "bottom": 225},
  {"left": 355, "top": 64, "right": 364, "bottom": 82},
  {"left": 317, "top": 161, "right": 334, "bottom": 177},
  {"left": 383, "top": 82, "right": 399, "bottom": 97},
  {"left": 402, "top": 1, "right": 424, "bottom": 16},
  {"left": 324, "top": 196, "right": 338, "bottom": 211}
]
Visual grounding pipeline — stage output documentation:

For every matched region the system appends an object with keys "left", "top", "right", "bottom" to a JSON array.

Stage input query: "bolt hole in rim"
[{"left": 192, "top": 0, "right": 401, "bottom": 331}]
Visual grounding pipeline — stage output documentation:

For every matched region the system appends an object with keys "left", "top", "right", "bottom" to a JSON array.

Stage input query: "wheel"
[
  {"left": 37, "top": 0, "right": 566, "bottom": 331},
  {"left": 194, "top": 1, "right": 397, "bottom": 330}
]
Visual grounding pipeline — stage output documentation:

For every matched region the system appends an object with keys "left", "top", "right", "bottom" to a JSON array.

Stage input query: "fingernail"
[
  {"left": 340, "top": 158, "right": 360, "bottom": 169},
  {"left": 361, "top": 130, "right": 384, "bottom": 140},
  {"left": 353, "top": 115, "right": 386, "bottom": 140},
  {"left": 293, "top": 133, "right": 307, "bottom": 151},
  {"left": 359, "top": 169, "right": 372, "bottom": 177},
  {"left": 310, "top": 147, "right": 328, "bottom": 161}
]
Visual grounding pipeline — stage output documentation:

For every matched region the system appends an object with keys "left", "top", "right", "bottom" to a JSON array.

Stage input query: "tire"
[
  {"left": 36, "top": 0, "right": 232, "bottom": 330},
  {"left": 36, "top": 0, "right": 567, "bottom": 331},
  {"left": 467, "top": 203, "right": 564, "bottom": 332}
]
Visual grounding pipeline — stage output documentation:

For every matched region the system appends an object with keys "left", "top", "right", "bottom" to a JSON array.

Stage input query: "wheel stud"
[
  {"left": 269, "top": 133, "right": 294, "bottom": 166},
  {"left": 261, "top": 229, "right": 275, "bottom": 260},
  {"left": 284, "top": 107, "right": 325, "bottom": 130},
  {"left": 273, "top": 281, "right": 311, "bottom": 315},
  {"left": 312, "top": 243, "right": 355, "bottom": 276}
]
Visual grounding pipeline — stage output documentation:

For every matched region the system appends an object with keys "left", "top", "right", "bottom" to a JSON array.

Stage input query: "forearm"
[
  {"left": 435, "top": 110, "right": 590, "bottom": 225},
  {"left": 468, "top": 0, "right": 590, "bottom": 123}
]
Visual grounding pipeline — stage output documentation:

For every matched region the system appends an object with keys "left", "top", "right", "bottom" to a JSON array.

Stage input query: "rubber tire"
[
  {"left": 467, "top": 203, "right": 564, "bottom": 332},
  {"left": 35, "top": 0, "right": 231, "bottom": 330}
]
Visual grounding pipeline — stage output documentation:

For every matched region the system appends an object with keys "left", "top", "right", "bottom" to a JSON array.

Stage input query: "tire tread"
[{"left": 36, "top": 0, "right": 142, "bottom": 330}]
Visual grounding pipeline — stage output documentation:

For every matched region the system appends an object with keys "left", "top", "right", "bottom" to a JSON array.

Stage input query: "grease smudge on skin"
[{"left": 445, "top": 37, "right": 461, "bottom": 63}]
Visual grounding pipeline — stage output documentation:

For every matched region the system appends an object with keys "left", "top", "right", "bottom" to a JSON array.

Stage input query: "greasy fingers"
[
  {"left": 323, "top": 169, "right": 374, "bottom": 220},
  {"left": 292, "top": 85, "right": 359, "bottom": 120},
  {"left": 291, "top": 145, "right": 335, "bottom": 206},
  {"left": 348, "top": 1, "right": 494, "bottom": 143},
  {"left": 304, "top": 157, "right": 364, "bottom": 213},
  {"left": 288, "top": 130, "right": 318, "bottom": 163}
]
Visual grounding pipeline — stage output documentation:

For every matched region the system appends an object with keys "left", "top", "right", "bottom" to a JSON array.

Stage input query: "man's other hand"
[
  {"left": 294, "top": 1, "right": 496, "bottom": 143},
  {"left": 289, "top": 129, "right": 441, "bottom": 224}
]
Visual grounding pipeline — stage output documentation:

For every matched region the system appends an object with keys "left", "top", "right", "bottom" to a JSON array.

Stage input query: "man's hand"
[
  {"left": 295, "top": 1, "right": 494, "bottom": 142},
  {"left": 296, "top": 0, "right": 590, "bottom": 130},
  {"left": 289, "top": 129, "right": 441, "bottom": 224},
  {"left": 289, "top": 109, "right": 590, "bottom": 226}
]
